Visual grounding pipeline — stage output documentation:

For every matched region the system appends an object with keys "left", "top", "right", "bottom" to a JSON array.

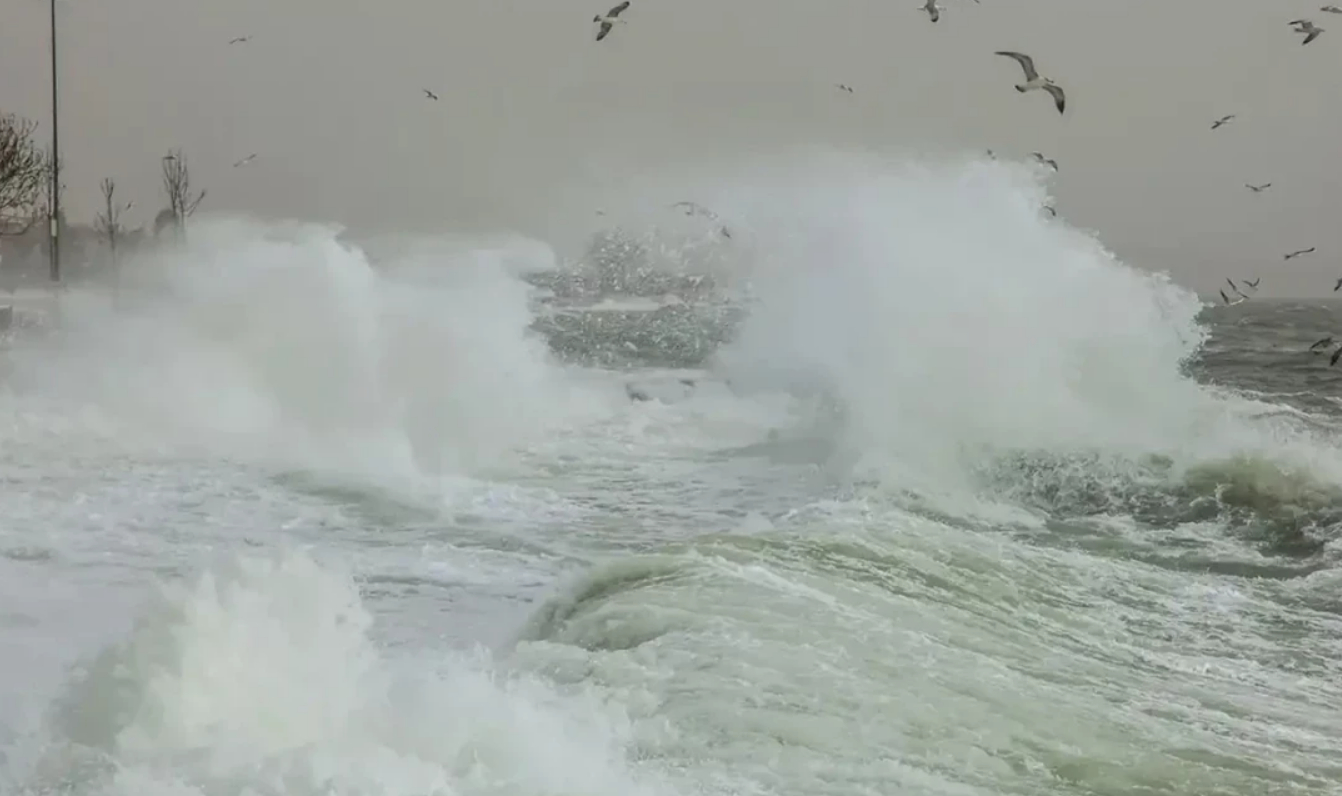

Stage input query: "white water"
[{"left": 3, "top": 151, "right": 1341, "bottom": 796}]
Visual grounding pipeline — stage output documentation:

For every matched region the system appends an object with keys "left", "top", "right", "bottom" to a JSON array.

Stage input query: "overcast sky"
[{"left": 2, "top": 0, "right": 1339, "bottom": 296}]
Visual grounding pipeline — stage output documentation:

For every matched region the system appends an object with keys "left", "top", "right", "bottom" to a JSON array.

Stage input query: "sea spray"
[
  {"left": 703, "top": 152, "right": 1218, "bottom": 492},
  {"left": 1, "top": 217, "right": 607, "bottom": 486}
]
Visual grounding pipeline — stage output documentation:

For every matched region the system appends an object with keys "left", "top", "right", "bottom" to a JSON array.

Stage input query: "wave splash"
[
  {"left": 5, "top": 152, "right": 1342, "bottom": 535},
  {"left": 698, "top": 152, "right": 1342, "bottom": 519},
  {"left": 12, "top": 550, "right": 669, "bottom": 796},
  {"left": 2, "top": 219, "right": 603, "bottom": 487}
]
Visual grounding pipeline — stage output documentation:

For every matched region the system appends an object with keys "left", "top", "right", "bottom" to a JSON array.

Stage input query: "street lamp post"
[{"left": 48, "top": 0, "right": 61, "bottom": 283}]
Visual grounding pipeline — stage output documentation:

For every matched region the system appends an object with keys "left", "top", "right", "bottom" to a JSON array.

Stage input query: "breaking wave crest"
[{"left": 13, "top": 551, "right": 668, "bottom": 796}]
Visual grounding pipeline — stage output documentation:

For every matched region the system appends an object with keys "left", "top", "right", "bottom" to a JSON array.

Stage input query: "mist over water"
[
  {"left": 3, "top": 151, "right": 1341, "bottom": 796},
  {"left": 4, "top": 217, "right": 606, "bottom": 489}
]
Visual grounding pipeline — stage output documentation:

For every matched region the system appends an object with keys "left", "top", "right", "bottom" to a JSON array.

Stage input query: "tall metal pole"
[{"left": 48, "top": 0, "right": 61, "bottom": 283}]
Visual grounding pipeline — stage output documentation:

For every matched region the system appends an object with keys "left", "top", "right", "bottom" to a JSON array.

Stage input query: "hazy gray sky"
[{"left": 2, "top": 0, "right": 1339, "bottom": 296}]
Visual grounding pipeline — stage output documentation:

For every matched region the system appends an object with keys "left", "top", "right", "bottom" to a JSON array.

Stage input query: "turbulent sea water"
[{"left": 2, "top": 154, "right": 1341, "bottom": 796}]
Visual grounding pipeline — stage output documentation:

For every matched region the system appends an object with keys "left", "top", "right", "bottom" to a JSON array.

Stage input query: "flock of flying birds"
[
  {"left": 1201, "top": 12, "right": 1339, "bottom": 365},
  {"left": 589, "top": 1, "right": 1342, "bottom": 366},
  {"left": 591, "top": 0, "right": 1068, "bottom": 114},
  {"left": 224, "top": 5, "right": 1342, "bottom": 362}
]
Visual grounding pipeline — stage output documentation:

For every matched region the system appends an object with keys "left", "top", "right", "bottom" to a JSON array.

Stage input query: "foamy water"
[{"left": 2, "top": 151, "right": 1341, "bottom": 796}]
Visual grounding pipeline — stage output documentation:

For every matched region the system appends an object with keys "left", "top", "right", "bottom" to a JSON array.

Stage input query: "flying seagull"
[
  {"left": 1310, "top": 336, "right": 1334, "bottom": 352},
  {"left": 672, "top": 201, "right": 732, "bottom": 239},
  {"left": 1226, "top": 277, "right": 1251, "bottom": 299},
  {"left": 920, "top": 0, "right": 941, "bottom": 23},
  {"left": 1246, "top": 183, "right": 1272, "bottom": 193},
  {"left": 228, "top": 36, "right": 251, "bottom": 45},
  {"left": 232, "top": 154, "right": 257, "bottom": 168},
  {"left": 995, "top": 51, "right": 1066, "bottom": 114},
  {"left": 594, "top": 1, "right": 631, "bottom": 42},
  {"left": 1284, "top": 247, "right": 1316, "bottom": 260},
  {"left": 1219, "top": 289, "right": 1246, "bottom": 306},
  {"left": 1031, "top": 152, "right": 1058, "bottom": 171},
  {"left": 1042, "top": 204, "right": 1057, "bottom": 218},
  {"left": 835, "top": 84, "right": 854, "bottom": 93},
  {"left": 1244, "top": 277, "right": 1260, "bottom": 289},
  {"left": 423, "top": 89, "right": 439, "bottom": 100},
  {"left": 1289, "top": 19, "right": 1325, "bottom": 44},
  {"left": 1323, "top": 5, "right": 1342, "bottom": 13},
  {"left": 1330, "top": 346, "right": 1342, "bottom": 367},
  {"left": 1210, "top": 114, "right": 1235, "bottom": 130},
  {"left": 1335, "top": 277, "right": 1342, "bottom": 292}
]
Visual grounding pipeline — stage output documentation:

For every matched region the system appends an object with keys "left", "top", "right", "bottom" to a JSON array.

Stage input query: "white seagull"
[
  {"left": 1289, "top": 19, "right": 1325, "bottom": 44},
  {"left": 1031, "top": 152, "right": 1058, "bottom": 171},
  {"left": 920, "top": 0, "right": 941, "bottom": 23},
  {"left": 995, "top": 51, "right": 1066, "bottom": 114},
  {"left": 1211, "top": 114, "right": 1235, "bottom": 130},
  {"left": 1321, "top": 5, "right": 1341, "bottom": 13},
  {"left": 232, "top": 154, "right": 257, "bottom": 168},
  {"left": 594, "top": 1, "right": 631, "bottom": 42},
  {"left": 1246, "top": 183, "right": 1271, "bottom": 193}
]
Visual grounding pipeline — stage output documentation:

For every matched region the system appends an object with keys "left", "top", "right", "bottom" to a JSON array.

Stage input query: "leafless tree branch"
[
  {"left": 94, "top": 177, "right": 132, "bottom": 254},
  {"left": 158, "top": 148, "right": 206, "bottom": 238},
  {"left": 0, "top": 113, "right": 47, "bottom": 236}
]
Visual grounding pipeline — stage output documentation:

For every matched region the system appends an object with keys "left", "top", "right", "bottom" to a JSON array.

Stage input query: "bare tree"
[
  {"left": 0, "top": 113, "right": 47, "bottom": 236},
  {"left": 158, "top": 148, "right": 206, "bottom": 241},
  {"left": 94, "top": 177, "right": 132, "bottom": 259},
  {"left": 94, "top": 178, "right": 134, "bottom": 297}
]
